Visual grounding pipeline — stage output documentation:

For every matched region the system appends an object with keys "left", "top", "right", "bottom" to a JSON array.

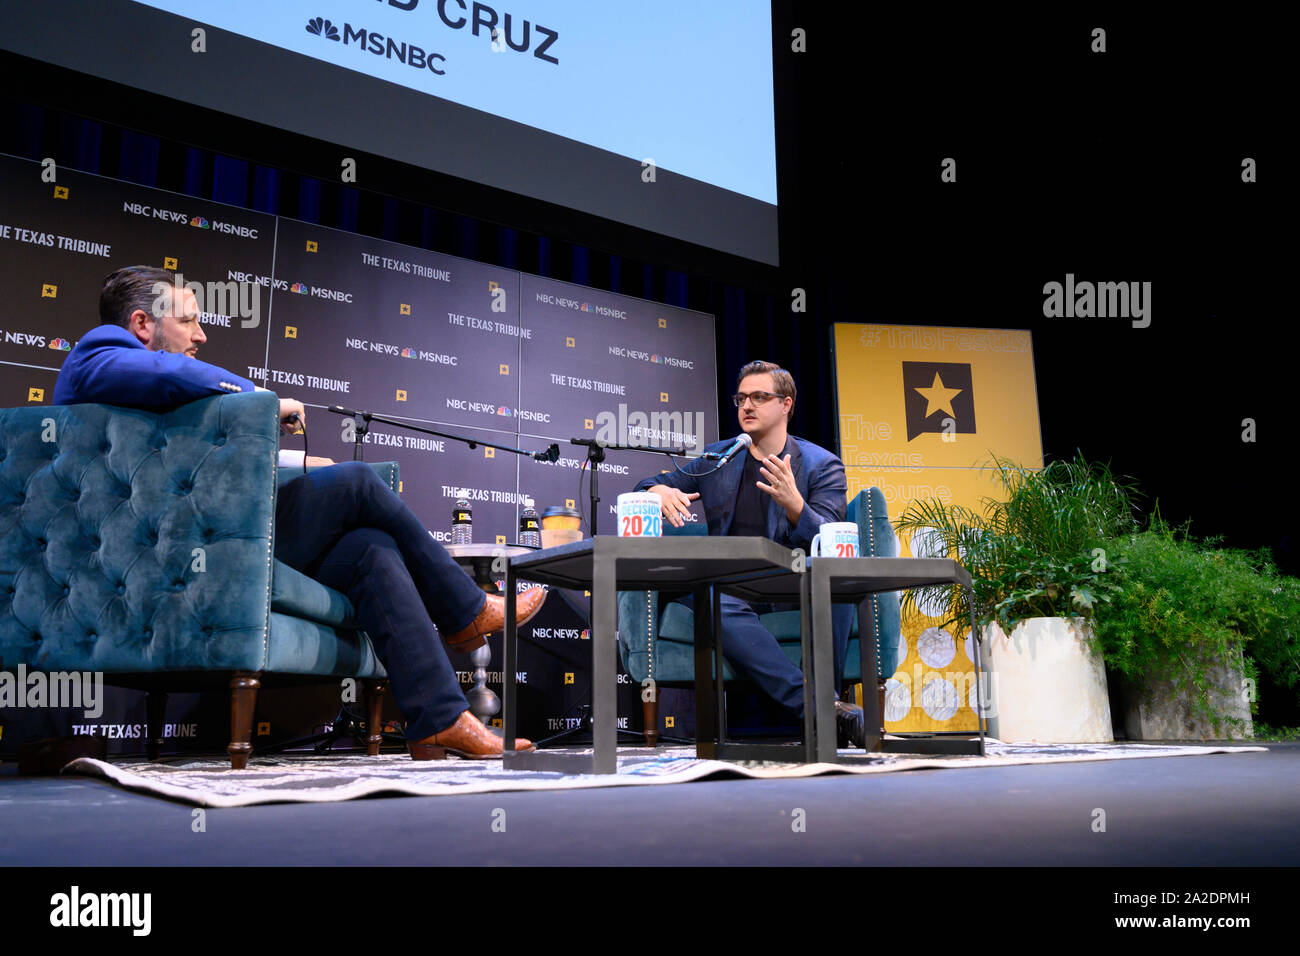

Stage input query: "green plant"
[
  {"left": 894, "top": 453, "right": 1140, "bottom": 635},
  {"left": 1098, "top": 517, "right": 1300, "bottom": 730},
  {"left": 1252, "top": 723, "right": 1300, "bottom": 741}
]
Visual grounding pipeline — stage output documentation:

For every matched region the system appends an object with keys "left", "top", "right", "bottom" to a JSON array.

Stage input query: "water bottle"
[
  {"left": 452, "top": 489, "right": 473, "bottom": 545},
  {"left": 519, "top": 496, "right": 541, "bottom": 547}
]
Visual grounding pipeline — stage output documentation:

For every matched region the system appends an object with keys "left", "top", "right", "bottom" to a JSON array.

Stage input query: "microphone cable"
[{"left": 288, "top": 412, "right": 308, "bottom": 476}]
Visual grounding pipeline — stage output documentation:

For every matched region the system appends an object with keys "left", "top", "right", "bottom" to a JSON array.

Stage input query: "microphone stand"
[
  {"left": 568, "top": 438, "right": 699, "bottom": 538},
  {"left": 327, "top": 405, "right": 560, "bottom": 465}
]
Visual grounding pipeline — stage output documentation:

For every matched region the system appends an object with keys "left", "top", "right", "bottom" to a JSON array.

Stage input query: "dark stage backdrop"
[{"left": 0, "top": 150, "right": 721, "bottom": 753}]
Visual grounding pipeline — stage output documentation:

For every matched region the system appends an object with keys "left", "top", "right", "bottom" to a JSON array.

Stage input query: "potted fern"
[
  {"left": 1097, "top": 516, "right": 1300, "bottom": 739},
  {"left": 895, "top": 454, "right": 1139, "bottom": 743}
]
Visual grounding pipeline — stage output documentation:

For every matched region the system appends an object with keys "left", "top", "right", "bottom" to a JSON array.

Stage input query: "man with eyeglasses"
[{"left": 633, "top": 360, "right": 866, "bottom": 748}]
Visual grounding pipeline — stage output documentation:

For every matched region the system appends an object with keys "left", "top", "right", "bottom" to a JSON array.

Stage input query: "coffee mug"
[
  {"left": 811, "top": 521, "right": 859, "bottom": 557},
  {"left": 616, "top": 492, "right": 662, "bottom": 537}
]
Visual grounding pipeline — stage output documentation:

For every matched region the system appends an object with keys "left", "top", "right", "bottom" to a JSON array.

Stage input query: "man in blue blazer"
[
  {"left": 54, "top": 265, "right": 545, "bottom": 758},
  {"left": 634, "top": 360, "right": 865, "bottom": 746}
]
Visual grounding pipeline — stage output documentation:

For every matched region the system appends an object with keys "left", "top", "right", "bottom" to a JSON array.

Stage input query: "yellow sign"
[
  {"left": 659, "top": 392, "right": 669, "bottom": 403},
  {"left": 41, "top": 284, "right": 57, "bottom": 298},
  {"left": 495, "top": 534, "right": 507, "bottom": 545},
  {"left": 305, "top": 240, "right": 318, "bottom": 252},
  {"left": 484, "top": 447, "right": 495, "bottom": 459},
  {"left": 163, "top": 257, "right": 177, "bottom": 270},
  {"left": 658, "top": 318, "right": 667, "bottom": 328},
  {"left": 27, "top": 388, "right": 44, "bottom": 402},
  {"left": 53, "top": 185, "right": 69, "bottom": 199},
  {"left": 584, "top": 418, "right": 594, "bottom": 430},
  {"left": 499, "top": 364, "right": 510, "bottom": 375},
  {"left": 834, "top": 323, "right": 1043, "bottom": 733},
  {"left": 564, "top": 673, "right": 575, "bottom": 685},
  {"left": 399, "top": 303, "right": 411, "bottom": 315},
  {"left": 257, "top": 722, "right": 271, "bottom": 736},
  {"left": 284, "top": 326, "right": 297, "bottom": 339},
  {"left": 566, "top": 336, "right": 576, "bottom": 348},
  {"left": 395, "top": 389, "right": 407, "bottom": 401}
]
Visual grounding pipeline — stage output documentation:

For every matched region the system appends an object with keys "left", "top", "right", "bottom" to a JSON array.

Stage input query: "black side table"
[
  {"left": 501, "top": 536, "right": 796, "bottom": 774},
  {"left": 726, "top": 556, "right": 986, "bottom": 762}
]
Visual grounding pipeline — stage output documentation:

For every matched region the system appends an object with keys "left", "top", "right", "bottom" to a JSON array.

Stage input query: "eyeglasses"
[{"left": 732, "top": 390, "right": 784, "bottom": 408}]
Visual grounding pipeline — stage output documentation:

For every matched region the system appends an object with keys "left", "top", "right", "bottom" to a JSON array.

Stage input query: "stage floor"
[{"left": 3, "top": 741, "right": 1298, "bottom": 866}]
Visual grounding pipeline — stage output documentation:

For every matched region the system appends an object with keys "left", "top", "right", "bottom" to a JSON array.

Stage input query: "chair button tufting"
[
  {"left": 62, "top": 586, "right": 70, "bottom": 596},
  {"left": 101, "top": 443, "right": 111, "bottom": 454},
  {"left": 37, "top": 539, "right": 47, "bottom": 551},
  {"left": 214, "top": 435, "right": 227, "bottom": 447},
  {"left": 143, "top": 628, "right": 153, "bottom": 640},
  {"left": 116, "top": 585, "right": 125, "bottom": 595}
]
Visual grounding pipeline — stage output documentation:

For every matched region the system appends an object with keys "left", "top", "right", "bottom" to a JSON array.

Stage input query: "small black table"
[
  {"left": 725, "top": 556, "right": 987, "bottom": 762},
  {"left": 501, "top": 536, "right": 796, "bottom": 774}
]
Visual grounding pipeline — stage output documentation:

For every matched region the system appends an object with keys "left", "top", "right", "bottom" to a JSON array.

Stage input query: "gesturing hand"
[
  {"left": 649, "top": 484, "right": 700, "bottom": 528},
  {"left": 756, "top": 453, "right": 804, "bottom": 523}
]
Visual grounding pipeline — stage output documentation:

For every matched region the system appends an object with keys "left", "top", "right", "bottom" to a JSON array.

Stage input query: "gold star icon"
[{"left": 914, "top": 372, "right": 962, "bottom": 419}]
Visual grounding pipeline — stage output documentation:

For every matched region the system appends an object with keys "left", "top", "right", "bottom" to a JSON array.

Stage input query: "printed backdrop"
[
  {"left": 0, "top": 153, "right": 718, "bottom": 754},
  {"left": 833, "top": 323, "right": 1044, "bottom": 733}
]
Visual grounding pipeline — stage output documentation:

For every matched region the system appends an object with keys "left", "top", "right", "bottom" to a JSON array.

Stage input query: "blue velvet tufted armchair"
[
  {"left": 616, "top": 488, "right": 902, "bottom": 745},
  {"left": 0, "top": 391, "right": 397, "bottom": 768}
]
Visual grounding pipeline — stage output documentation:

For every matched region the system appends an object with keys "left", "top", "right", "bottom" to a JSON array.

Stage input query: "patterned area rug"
[{"left": 60, "top": 739, "right": 1265, "bottom": 807}]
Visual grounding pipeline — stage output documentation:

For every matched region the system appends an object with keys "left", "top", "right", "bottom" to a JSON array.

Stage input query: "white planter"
[{"left": 978, "top": 617, "right": 1114, "bottom": 743}]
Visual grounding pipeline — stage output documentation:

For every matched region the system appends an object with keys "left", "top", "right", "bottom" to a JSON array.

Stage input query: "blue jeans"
[
  {"left": 674, "top": 594, "right": 853, "bottom": 718},
  {"left": 274, "top": 462, "right": 486, "bottom": 740}
]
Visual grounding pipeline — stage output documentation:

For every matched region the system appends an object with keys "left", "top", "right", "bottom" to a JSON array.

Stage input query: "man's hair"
[
  {"left": 99, "top": 265, "right": 177, "bottom": 328},
  {"left": 736, "top": 359, "right": 796, "bottom": 423}
]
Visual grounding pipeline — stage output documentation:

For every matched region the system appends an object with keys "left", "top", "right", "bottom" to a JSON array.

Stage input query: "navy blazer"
[
  {"left": 53, "top": 325, "right": 258, "bottom": 409},
  {"left": 633, "top": 435, "right": 847, "bottom": 552}
]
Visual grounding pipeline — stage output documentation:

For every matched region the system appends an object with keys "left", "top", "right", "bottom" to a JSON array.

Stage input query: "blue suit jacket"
[
  {"left": 53, "top": 325, "right": 257, "bottom": 409},
  {"left": 633, "top": 435, "right": 848, "bottom": 553}
]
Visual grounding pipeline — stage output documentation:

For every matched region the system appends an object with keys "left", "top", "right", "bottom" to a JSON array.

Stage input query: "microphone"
[
  {"left": 705, "top": 432, "right": 752, "bottom": 466},
  {"left": 532, "top": 443, "right": 560, "bottom": 463},
  {"left": 327, "top": 404, "right": 370, "bottom": 419}
]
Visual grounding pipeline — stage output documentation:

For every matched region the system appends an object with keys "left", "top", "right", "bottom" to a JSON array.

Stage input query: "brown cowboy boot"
[
  {"left": 408, "top": 710, "right": 536, "bottom": 760},
  {"left": 443, "top": 586, "right": 547, "bottom": 653}
]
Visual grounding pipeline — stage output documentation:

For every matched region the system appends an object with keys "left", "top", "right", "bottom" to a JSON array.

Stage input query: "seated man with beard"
[{"left": 53, "top": 265, "right": 544, "bottom": 758}]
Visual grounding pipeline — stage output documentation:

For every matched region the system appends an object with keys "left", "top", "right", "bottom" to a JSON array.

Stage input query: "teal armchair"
[
  {"left": 0, "top": 392, "right": 398, "bottom": 767},
  {"left": 616, "top": 488, "right": 902, "bottom": 744}
]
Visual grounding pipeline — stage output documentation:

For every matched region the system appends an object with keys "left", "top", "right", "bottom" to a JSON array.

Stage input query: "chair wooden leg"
[
  {"left": 364, "top": 679, "right": 388, "bottom": 756},
  {"left": 642, "top": 696, "right": 660, "bottom": 747},
  {"left": 229, "top": 671, "right": 261, "bottom": 770},
  {"left": 145, "top": 689, "right": 168, "bottom": 760}
]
